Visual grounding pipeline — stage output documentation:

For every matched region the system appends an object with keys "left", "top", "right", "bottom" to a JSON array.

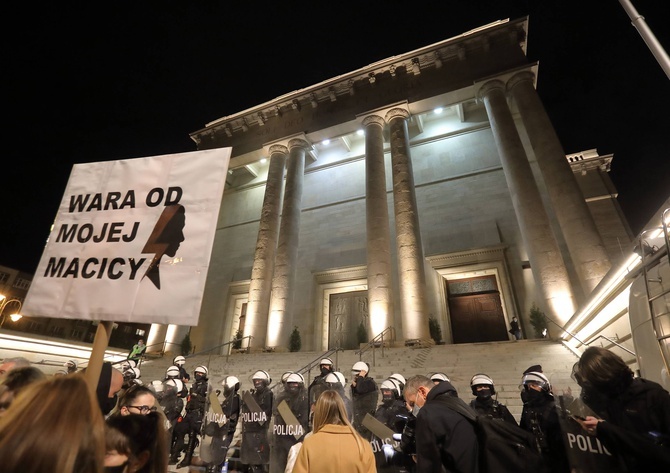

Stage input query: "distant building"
[
  {"left": 158, "top": 17, "right": 632, "bottom": 353},
  {"left": 0, "top": 264, "right": 150, "bottom": 349}
]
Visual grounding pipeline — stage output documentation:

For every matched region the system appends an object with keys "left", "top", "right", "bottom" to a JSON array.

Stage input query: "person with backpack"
[
  {"left": 469, "top": 373, "right": 517, "bottom": 425},
  {"left": 404, "top": 375, "right": 478, "bottom": 472}
]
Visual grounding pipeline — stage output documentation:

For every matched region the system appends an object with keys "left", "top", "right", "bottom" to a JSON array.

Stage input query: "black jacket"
[
  {"left": 594, "top": 378, "right": 670, "bottom": 470},
  {"left": 415, "top": 381, "right": 478, "bottom": 473}
]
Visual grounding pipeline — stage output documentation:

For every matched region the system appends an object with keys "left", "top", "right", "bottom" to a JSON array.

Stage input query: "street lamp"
[{"left": 0, "top": 294, "right": 23, "bottom": 331}]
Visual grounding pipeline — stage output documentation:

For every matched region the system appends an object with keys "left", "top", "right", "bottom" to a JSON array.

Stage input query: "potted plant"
[{"left": 428, "top": 316, "right": 444, "bottom": 344}]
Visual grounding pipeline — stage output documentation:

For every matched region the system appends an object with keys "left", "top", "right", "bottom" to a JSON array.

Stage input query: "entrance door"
[
  {"left": 328, "top": 291, "right": 368, "bottom": 350},
  {"left": 447, "top": 275, "right": 508, "bottom": 343}
]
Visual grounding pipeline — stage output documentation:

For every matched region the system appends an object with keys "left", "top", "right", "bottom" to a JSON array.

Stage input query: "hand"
[{"left": 576, "top": 415, "right": 602, "bottom": 436}]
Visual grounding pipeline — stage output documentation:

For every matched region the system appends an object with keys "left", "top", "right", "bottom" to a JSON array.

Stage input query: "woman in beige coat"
[{"left": 291, "top": 389, "right": 376, "bottom": 473}]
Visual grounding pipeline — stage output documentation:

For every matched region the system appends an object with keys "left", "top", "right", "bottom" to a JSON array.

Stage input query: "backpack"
[{"left": 437, "top": 396, "right": 546, "bottom": 473}]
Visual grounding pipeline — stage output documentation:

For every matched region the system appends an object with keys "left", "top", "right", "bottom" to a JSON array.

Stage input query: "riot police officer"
[
  {"left": 308, "top": 357, "right": 334, "bottom": 406},
  {"left": 204, "top": 375, "right": 241, "bottom": 473},
  {"left": 469, "top": 373, "right": 517, "bottom": 425},
  {"left": 351, "top": 361, "right": 378, "bottom": 440},
  {"left": 241, "top": 369, "right": 273, "bottom": 473},
  {"left": 271, "top": 372, "right": 309, "bottom": 473},
  {"left": 324, "top": 371, "right": 353, "bottom": 421},
  {"left": 173, "top": 355, "right": 191, "bottom": 384},
  {"left": 170, "top": 365, "right": 210, "bottom": 468},
  {"left": 165, "top": 364, "right": 189, "bottom": 399},
  {"left": 161, "top": 378, "right": 185, "bottom": 450}
]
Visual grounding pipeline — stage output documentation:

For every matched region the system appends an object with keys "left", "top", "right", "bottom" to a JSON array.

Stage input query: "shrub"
[
  {"left": 428, "top": 316, "right": 443, "bottom": 344},
  {"left": 289, "top": 326, "right": 301, "bottom": 352},
  {"left": 529, "top": 304, "right": 548, "bottom": 338},
  {"left": 181, "top": 332, "right": 192, "bottom": 355},
  {"left": 232, "top": 328, "right": 243, "bottom": 349}
]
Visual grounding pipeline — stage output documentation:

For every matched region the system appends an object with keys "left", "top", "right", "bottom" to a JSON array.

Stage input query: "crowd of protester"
[{"left": 0, "top": 345, "right": 668, "bottom": 472}]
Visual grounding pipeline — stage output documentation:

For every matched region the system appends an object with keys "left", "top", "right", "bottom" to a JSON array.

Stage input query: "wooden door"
[{"left": 447, "top": 276, "right": 508, "bottom": 343}]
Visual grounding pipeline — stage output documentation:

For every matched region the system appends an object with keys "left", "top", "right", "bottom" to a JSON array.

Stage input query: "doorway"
[
  {"left": 446, "top": 275, "right": 508, "bottom": 343},
  {"left": 328, "top": 290, "right": 368, "bottom": 350}
]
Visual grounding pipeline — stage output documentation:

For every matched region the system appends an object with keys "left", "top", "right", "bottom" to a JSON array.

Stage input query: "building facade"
[{"left": 162, "top": 17, "right": 630, "bottom": 354}]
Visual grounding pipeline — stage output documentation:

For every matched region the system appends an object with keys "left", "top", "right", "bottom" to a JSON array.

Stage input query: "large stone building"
[{"left": 151, "top": 17, "right": 632, "bottom": 354}]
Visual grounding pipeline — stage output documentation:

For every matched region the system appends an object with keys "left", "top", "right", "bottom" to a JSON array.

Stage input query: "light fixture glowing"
[
  {"left": 434, "top": 107, "right": 444, "bottom": 114},
  {"left": 322, "top": 139, "right": 330, "bottom": 146},
  {"left": 260, "top": 158, "right": 267, "bottom": 164},
  {"left": 357, "top": 129, "right": 364, "bottom": 136}
]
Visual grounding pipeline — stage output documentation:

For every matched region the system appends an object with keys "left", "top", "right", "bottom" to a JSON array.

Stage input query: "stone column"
[
  {"left": 386, "top": 107, "right": 430, "bottom": 341},
  {"left": 244, "top": 144, "right": 288, "bottom": 349},
  {"left": 508, "top": 71, "right": 611, "bottom": 296},
  {"left": 363, "top": 114, "right": 393, "bottom": 338},
  {"left": 479, "top": 80, "right": 576, "bottom": 328},
  {"left": 267, "top": 138, "right": 308, "bottom": 348}
]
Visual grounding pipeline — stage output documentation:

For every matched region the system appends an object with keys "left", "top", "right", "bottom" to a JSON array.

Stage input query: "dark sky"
[{"left": 4, "top": 1, "right": 669, "bottom": 274}]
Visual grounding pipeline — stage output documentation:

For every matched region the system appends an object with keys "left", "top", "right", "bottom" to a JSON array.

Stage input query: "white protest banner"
[{"left": 22, "top": 148, "right": 231, "bottom": 326}]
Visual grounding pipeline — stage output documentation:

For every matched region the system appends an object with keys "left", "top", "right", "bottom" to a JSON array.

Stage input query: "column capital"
[
  {"left": 287, "top": 138, "right": 312, "bottom": 151},
  {"left": 268, "top": 144, "right": 289, "bottom": 155},
  {"left": 477, "top": 79, "right": 506, "bottom": 102},
  {"left": 506, "top": 71, "right": 535, "bottom": 93},
  {"left": 385, "top": 107, "right": 410, "bottom": 122},
  {"left": 362, "top": 114, "right": 385, "bottom": 128}
]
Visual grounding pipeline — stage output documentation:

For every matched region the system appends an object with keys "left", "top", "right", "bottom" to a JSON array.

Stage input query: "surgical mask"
[
  {"left": 104, "top": 461, "right": 128, "bottom": 473},
  {"left": 412, "top": 404, "right": 421, "bottom": 417}
]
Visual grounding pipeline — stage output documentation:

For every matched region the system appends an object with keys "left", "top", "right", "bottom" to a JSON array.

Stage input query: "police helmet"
[
  {"left": 164, "top": 378, "right": 184, "bottom": 393},
  {"left": 521, "top": 371, "right": 551, "bottom": 392},
  {"left": 381, "top": 379, "right": 401, "bottom": 399},
  {"left": 222, "top": 375, "right": 241, "bottom": 391},
  {"left": 352, "top": 361, "right": 369, "bottom": 375},
  {"left": 150, "top": 380, "right": 164, "bottom": 393},
  {"left": 470, "top": 373, "right": 495, "bottom": 395},
  {"left": 252, "top": 370, "right": 271, "bottom": 383},
  {"left": 124, "top": 367, "right": 141, "bottom": 380},
  {"left": 286, "top": 372, "right": 305, "bottom": 385},
  {"left": 121, "top": 359, "right": 137, "bottom": 371},
  {"left": 319, "top": 358, "right": 334, "bottom": 367},
  {"left": 65, "top": 359, "right": 78, "bottom": 370},
  {"left": 194, "top": 365, "right": 209, "bottom": 377},
  {"left": 324, "top": 372, "right": 343, "bottom": 387},
  {"left": 430, "top": 372, "right": 450, "bottom": 383},
  {"left": 165, "top": 365, "right": 181, "bottom": 378},
  {"left": 173, "top": 355, "right": 186, "bottom": 366},
  {"left": 389, "top": 373, "right": 406, "bottom": 390},
  {"left": 281, "top": 371, "right": 293, "bottom": 383}
]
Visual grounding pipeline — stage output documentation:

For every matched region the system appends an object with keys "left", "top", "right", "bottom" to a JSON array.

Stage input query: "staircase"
[{"left": 139, "top": 338, "right": 580, "bottom": 421}]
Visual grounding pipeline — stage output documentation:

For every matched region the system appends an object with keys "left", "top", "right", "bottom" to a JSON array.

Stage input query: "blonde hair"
[
  {"left": 312, "top": 389, "right": 366, "bottom": 456},
  {"left": 0, "top": 374, "right": 105, "bottom": 473}
]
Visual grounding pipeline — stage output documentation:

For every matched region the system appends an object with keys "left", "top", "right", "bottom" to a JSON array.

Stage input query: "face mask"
[
  {"left": 412, "top": 404, "right": 421, "bottom": 417},
  {"left": 101, "top": 394, "right": 118, "bottom": 415},
  {"left": 320, "top": 367, "right": 331, "bottom": 376},
  {"left": 476, "top": 388, "right": 492, "bottom": 400},
  {"left": 524, "top": 388, "right": 545, "bottom": 404},
  {"left": 104, "top": 461, "right": 128, "bottom": 473}
]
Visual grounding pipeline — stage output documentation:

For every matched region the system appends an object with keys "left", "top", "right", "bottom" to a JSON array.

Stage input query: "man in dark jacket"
[{"left": 404, "top": 375, "right": 478, "bottom": 473}]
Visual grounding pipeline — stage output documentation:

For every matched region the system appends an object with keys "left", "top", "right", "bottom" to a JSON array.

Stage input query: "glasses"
[{"left": 126, "top": 405, "right": 157, "bottom": 414}]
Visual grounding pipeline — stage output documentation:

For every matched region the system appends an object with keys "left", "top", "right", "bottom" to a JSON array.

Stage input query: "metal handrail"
[
  {"left": 269, "top": 347, "right": 343, "bottom": 391},
  {"left": 584, "top": 335, "right": 636, "bottom": 356},
  {"left": 355, "top": 326, "right": 396, "bottom": 367}
]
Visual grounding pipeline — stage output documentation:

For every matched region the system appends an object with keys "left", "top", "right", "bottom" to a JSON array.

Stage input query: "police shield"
[
  {"left": 199, "top": 391, "right": 228, "bottom": 465},
  {"left": 555, "top": 395, "right": 625, "bottom": 473},
  {"left": 240, "top": 388, "right": 273, "bottom": 467},
  {"left": 270, "top": 383, "right": 309, "bottom": 473}
]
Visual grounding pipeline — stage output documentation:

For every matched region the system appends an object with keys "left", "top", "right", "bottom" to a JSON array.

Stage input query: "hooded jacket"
[{"left": 415, "top": 380, "right": 478, "bottom": 473}]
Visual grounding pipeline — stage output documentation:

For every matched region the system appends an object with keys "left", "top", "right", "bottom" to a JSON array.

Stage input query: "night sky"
[{"left": 4, "top": 1, "right": 669, "bottom": 274}]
